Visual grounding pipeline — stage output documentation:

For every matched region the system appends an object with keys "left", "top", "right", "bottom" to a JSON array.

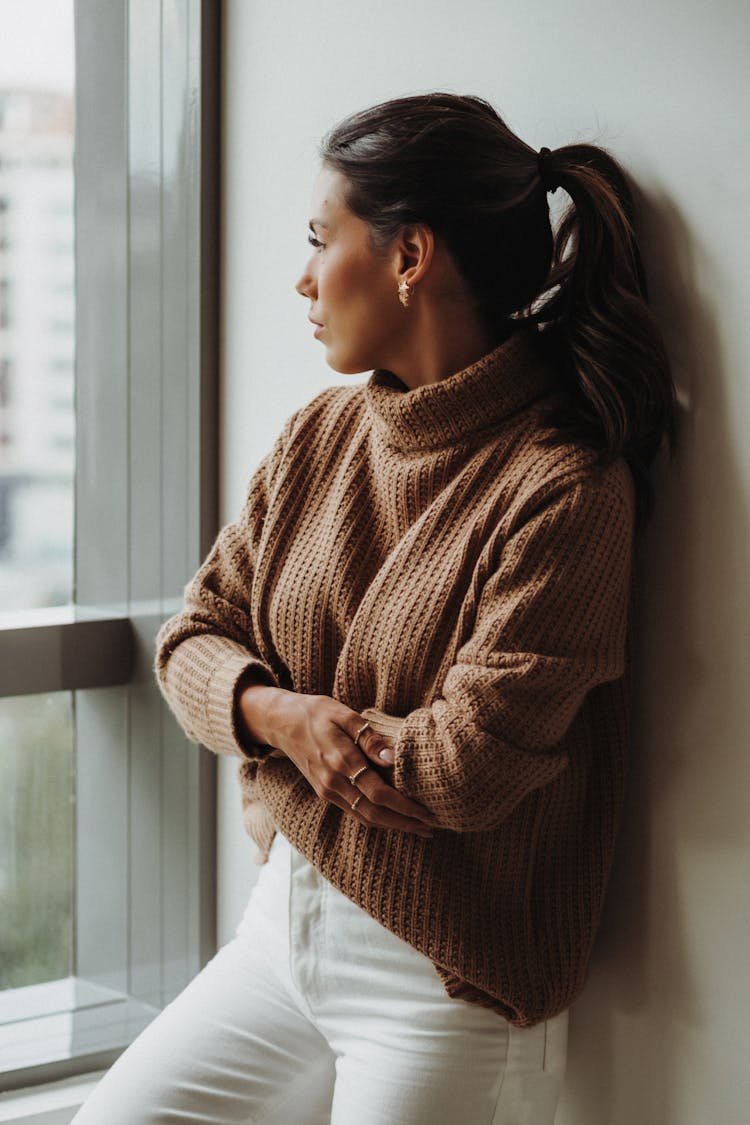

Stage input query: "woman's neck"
[{"left": 384, "top": 272, "right": 511, "bottom": 390}]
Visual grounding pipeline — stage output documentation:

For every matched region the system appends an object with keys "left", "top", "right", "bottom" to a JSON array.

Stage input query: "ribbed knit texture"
[{"left": 155, "top": 326, "right": 635, "bottom": 1027}]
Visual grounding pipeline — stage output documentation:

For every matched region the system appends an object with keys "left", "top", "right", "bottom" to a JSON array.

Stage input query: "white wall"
[{"left": 220, "top": 3, "right": 750, "bottom": 1121}]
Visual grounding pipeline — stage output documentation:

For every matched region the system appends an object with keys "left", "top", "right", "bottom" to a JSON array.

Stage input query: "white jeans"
[{"left": 73, "top": 832, "right": 567, "bottom": 1125}]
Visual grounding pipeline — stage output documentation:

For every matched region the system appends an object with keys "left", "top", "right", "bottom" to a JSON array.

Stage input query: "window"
[{"left": 0, "top": 0, "right": 219, "bottom": 1091}]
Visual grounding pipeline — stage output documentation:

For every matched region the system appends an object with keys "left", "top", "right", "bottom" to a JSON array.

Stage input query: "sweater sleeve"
[
  {"left": 364, "top": 467, "right": 634, "bottom": 832},
  {"left": 154, "top": 409, "right": 299, "bottom": 760}
]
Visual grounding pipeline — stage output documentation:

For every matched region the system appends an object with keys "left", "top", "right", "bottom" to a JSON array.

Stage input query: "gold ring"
[
  {"left": 350, "top": 794, "right": 362, "bottom": 811},
  {"left": 348, "top": 765, "right": 369, "bottom": 786},
  {"left": 354, "top": 721, "right": 371, "bottom": 748}
]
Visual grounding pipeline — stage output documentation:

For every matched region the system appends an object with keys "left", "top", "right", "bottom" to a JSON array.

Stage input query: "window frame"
[{"left": 0, "top": 0, "right": 219, "bottom": 1091}]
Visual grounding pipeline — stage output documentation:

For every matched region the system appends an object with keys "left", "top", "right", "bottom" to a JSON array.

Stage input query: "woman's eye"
[{"left": 307, "top": 233, "right": 325, "bottom": 250}]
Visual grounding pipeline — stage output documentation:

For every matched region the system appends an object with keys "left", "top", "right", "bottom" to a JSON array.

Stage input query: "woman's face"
[{"left": 296, "top": 166, "right": 407, "bottom": 375}]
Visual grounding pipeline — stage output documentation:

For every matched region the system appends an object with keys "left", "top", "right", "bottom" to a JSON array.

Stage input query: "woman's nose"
[{"left": 295, "top": 263, "right": 315, "bottom": 298}]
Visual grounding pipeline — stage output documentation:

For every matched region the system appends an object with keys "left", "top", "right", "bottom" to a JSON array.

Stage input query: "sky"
[{"left": 0, "top": 0, "right": 74, "bottom": 91}]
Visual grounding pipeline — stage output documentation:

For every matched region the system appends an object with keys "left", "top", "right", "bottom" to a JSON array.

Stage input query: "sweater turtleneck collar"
[{"left": 364, "top": 327, "right": 559, "bottom": 452}]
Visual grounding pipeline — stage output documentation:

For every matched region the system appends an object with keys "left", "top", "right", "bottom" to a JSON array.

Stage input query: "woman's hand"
[{"left": 238, "top": 683, "right": 435, "bottom": 838}]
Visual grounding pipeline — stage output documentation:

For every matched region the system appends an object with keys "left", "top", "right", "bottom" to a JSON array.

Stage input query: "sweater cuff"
[
  {"left": 159, "top": 633, "right": 280, "bottom": 759},
  {"left": 209, "top": 648, "right": 279, "bottom": 759}
]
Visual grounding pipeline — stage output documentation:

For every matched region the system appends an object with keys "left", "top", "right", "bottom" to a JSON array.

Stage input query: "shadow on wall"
[{"left": 557, "top": 186, "right": 750, "bottom": 1125}]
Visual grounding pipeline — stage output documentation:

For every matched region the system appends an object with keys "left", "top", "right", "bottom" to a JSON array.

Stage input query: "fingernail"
[{"left": 379, "top": 747, "right": 395, "bottom": 764}]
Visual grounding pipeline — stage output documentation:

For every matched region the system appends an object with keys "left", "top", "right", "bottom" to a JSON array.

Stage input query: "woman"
[{"left": 73, "top": 93, "right": 675, "bottom": 1124}]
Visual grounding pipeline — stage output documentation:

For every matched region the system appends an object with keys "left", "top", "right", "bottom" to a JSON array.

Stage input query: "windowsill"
[
  {"left": 0, "top": 607, "right": 101, "bottom": 631},
  {"left": 0, "top": 599, "right": 181, "bottom": 632},
  {"left": 0, "top": 977, "right": 157, "bottom": 1092},
  {"left": 0, "top": 1071, "right": 104, "bottom": 1124}
]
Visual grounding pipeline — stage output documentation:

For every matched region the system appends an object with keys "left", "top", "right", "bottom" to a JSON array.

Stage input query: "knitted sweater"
[{"left": 155, "top": 326, "right": 635, "bottom": 1027}]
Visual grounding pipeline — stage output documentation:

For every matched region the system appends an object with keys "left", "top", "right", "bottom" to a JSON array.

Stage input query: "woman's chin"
[{"left": 324, "top": 349, "right": 372, "bottom": 376}]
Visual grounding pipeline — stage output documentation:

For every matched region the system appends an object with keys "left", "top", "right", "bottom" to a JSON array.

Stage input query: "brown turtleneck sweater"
[{"left": 155, "top": 327, "right": 635, "bottom": 1027}]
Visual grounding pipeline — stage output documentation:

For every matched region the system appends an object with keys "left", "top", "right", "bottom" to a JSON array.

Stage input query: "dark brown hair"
[{"left": 321, "top": 92, "right": 676, "bottom": 521}]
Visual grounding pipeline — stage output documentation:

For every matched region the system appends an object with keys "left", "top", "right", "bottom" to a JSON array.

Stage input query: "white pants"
[{"left": 73, "top": 832, "right": 567, "bottom": 1125}]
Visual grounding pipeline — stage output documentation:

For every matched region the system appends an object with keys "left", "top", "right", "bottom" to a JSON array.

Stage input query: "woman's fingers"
[
  {"left": 265, "top": 695, "right": 437, "bottom": 834},
  {"left": 307, "top": 743, "right": 435, "bottom": 832},
  {"left": 323, "top": 740, "right": 435, "bottom": 827},
  {"left": 327, "top": 786, "right": 433, "bottom": 837},
  {"left": 310, "top": 761, "right": 437, "bottom": 835},
  {"left": 354, "top": 722, "right": 395, "bottom": 765},
  {"left": 350, "top": 796, "right": 434, "bottom": 837},
  {"left": 323, "top": 711, "right": 440, "bottom": 828},
  {"left": 354, "top": 768, "right": 435, "bottom": 826}
]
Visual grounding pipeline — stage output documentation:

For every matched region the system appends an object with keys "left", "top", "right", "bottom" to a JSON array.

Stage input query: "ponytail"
[{"left": 516, "top": 144, "right": 677, "bottom": 522}]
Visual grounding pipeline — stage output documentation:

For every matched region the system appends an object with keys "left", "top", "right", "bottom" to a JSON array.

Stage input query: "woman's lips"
[{"left": 309, "top": 318, "right": 324, "bottom": 339}]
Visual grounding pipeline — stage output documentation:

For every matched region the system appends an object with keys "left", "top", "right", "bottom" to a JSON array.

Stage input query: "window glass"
[
  {"left": 0, "top": 0, "right": 76, "bottom": 998},
  {"left": 0, "top": 0, "right": 215, "bottom": 1078},
  {"left": 0, "top": 0, "right": 75, "bottom": 611},
  {"left": 0, "top": 693, "right": 74, "bottom": 989}
]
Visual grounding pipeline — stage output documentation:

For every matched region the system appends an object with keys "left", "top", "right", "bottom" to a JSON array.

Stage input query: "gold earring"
[{"left": 398, "top": 280, "right": 411, "bottom": 308}]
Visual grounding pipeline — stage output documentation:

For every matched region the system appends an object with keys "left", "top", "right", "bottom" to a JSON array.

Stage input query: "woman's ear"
[{"left": 395, "top": 223, "right": 435, "bottom": 289}]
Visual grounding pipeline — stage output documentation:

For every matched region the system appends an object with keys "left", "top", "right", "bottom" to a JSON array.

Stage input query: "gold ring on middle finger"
[
  {"left": 347, "top": 764, "right": 369, "bottom": 786},
  {"left": 354, "top": 721, "right": 371, "bottom": 747}
]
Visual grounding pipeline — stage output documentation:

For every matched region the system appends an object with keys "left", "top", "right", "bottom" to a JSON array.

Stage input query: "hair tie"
[{"left": 537, "top": 146, "right": 559, "bottom": 194}]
